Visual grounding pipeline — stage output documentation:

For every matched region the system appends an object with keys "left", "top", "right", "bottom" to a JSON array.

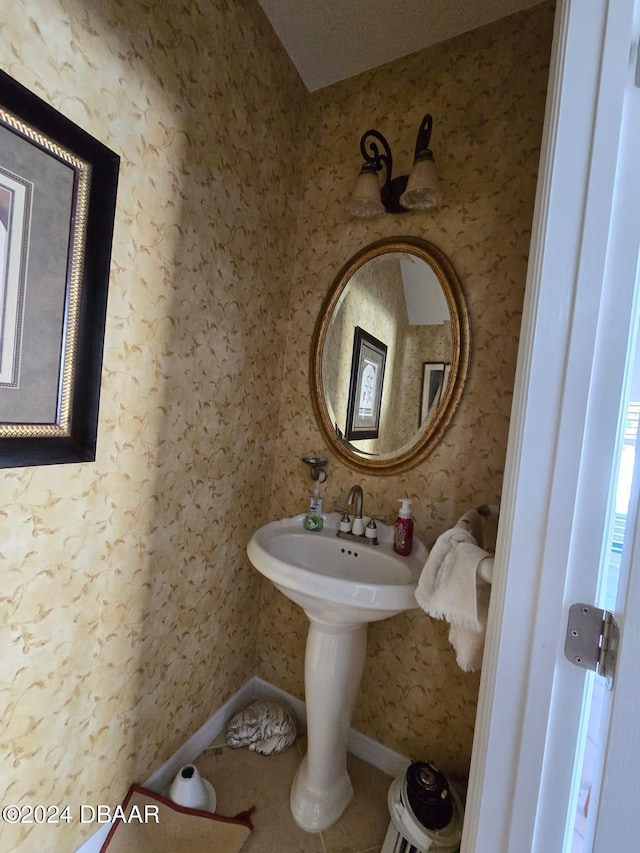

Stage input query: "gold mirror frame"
[{"left": 310, "top": 237, "right": 470, "bottom": 476}]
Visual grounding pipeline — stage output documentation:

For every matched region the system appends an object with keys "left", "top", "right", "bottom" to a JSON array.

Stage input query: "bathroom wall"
[
  {"left": 260, "top": 2, "right": 555, "bottom": 781},
  {"left": 0, "top": 1, "right": 306, "bottom": 850},
  {"left": 0, "top": 1, "right": 554, "bottom": 847}
]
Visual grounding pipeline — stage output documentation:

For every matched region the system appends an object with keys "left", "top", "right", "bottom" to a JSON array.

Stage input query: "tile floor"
[{"left": 194, "top": 735, "right": 394, "bottom": 853}]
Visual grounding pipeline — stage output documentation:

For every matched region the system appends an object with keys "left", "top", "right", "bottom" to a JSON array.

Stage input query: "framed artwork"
[
  {"left": 0, "top": 70, "right": 119, "bottom": 468},
  {"left": 420, "top": 362, "right": 451, "bottom": 426},
  {"left": 345, "top": 326, "right": 387, "bottom": 440}
]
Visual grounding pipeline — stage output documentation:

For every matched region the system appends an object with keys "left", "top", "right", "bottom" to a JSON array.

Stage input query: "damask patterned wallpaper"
[
  {"left": 0, "top": 0, "right": 306, "bottom": 850},
  {"left": 0, "top": 0, "right": 554, "bottom": 849},
  {"left": 260, "top": 2, "right": 555, "bottom": 781}
]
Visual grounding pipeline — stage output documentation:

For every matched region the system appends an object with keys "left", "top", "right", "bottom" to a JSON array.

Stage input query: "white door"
[{"left": 463, "top": 0, "right": 640, "bottom": 851}]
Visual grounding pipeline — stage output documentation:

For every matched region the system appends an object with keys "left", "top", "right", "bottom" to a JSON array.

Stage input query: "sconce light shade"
[
  {"left": 346, "top": 113, "right": 441, "bottom": 218},
  {"left": 346, "top": 167, "right": 385, "bottom": 218},
  {"left": 399, "top": 155, "right": 442, "bottom": 210}
]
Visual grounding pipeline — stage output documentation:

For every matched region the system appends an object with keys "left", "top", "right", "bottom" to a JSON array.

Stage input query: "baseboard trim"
[
  {"left": 74, "top": 676, "right": 409, "bottom": 852},
  {"left": 144, "top": 678, "right": 258, "bottom": 792}
]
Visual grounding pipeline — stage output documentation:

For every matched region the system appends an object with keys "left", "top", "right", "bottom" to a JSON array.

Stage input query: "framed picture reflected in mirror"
[
  {"left": 420, "top": 362, "right": 451, "bottom": 426},
  {"left": 345, "top": 326, "right": 387, "bottom": 441}
]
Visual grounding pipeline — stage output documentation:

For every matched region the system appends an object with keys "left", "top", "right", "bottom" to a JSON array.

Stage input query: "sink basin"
[
  {"left": 247, "top": 511, "right": 427, "bottom": 624},
  {"left": 247, "top": 511, "right": 427, "bottom": 833}
]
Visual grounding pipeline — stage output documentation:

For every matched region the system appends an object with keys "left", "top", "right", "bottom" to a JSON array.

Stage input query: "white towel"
[{"left": 415, "top": 514, "right": 492, "bottom": 672}]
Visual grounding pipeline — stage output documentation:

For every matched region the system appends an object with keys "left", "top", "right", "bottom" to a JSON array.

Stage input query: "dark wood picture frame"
[
  {"left": 345, "top": 326, "right": 387, "bottom": 441},
  {"left": 0, "top": 70, "right": 119, "bottom": 468},
  {"left": 419, "top": 362, "right": 451, "bottom": 426}
]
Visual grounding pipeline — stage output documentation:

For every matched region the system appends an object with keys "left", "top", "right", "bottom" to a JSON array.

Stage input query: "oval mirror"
[{"left": 310, "top": 237, "right": 470, "bottom": 475}]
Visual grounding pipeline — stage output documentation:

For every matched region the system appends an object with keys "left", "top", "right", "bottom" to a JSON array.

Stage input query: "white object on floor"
[
  {"left": 168, "top": 765, "right": 217, "bottom": 812},
  {"left": 226, "top": 699, "right": 297, "bottom": 755},
  {"left": 382, "top": 774, "right": 464, "bottom": 853}
]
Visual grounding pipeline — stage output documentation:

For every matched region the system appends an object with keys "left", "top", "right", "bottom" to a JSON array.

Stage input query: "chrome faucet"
[
  {"left": 336, "top": 484, "right": 383, "bottom": 545},
  {"left": 346, "top": 484, "right": 364, "bottom": 520}
]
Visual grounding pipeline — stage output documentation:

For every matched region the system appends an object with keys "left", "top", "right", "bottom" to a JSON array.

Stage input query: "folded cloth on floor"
[
  {"left": 100, "top": 784, "right": 254, "bottom": 853},
  {"left": 415, "top": 510, "right": 493, "bottom": 672}
]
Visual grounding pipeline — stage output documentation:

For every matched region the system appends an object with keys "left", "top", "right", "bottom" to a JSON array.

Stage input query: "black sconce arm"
[
  {"left": 413, "top": 114, "right": 434, "bottom": 162},
  {"left": 358, "top": 128, "right": 408, "bottom": 213},
  {"left": 359, "top": 129, "right": 393, "bottom": 180}
]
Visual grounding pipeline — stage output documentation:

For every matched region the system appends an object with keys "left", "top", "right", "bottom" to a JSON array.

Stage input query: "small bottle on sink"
[
  {"left": 303, "top": 485, "right": 324, "bottom": 531},
  {"left": 393, "top": 499, "right": 414, "bottom": 555}
]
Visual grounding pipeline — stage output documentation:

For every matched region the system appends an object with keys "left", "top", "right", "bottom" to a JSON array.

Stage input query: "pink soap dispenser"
[{"left": 393, "top": 499, "right": 414, "bottom": 556}]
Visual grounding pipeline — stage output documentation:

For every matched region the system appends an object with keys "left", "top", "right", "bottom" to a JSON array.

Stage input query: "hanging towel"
[
  {"left": 415, "top": 510, "right": 493, "bottom": 672},
  {"left": 456, "top": 507, "right": 485, "bottom": 547}
]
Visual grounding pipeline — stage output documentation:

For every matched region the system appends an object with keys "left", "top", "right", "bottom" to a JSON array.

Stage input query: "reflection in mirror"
[
  {"left": 310, "top": 238, "right": 469, "bottom": 475},
  {"left": 324, "top": 252, "right": 452, "bottom": 455}
]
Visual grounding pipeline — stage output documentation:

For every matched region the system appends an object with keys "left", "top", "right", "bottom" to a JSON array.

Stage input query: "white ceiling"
[{"left": 259, "top": 0, "right": 545, "bottom": 92}]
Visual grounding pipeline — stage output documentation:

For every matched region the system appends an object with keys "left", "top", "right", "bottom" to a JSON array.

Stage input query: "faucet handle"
[
  {"left": 334, "top": 505, "right": 352, "bottom": 533},
  {"left": 364, "top": 515, "right": 386, "bottom": 541},
  {"left": 364, "top": 517, "right": 381, "bottom": 542}
]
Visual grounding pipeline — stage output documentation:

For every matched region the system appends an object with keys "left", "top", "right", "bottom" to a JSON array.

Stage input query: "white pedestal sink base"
[
  {"left": 246, "top": 514, "right": 427, "bottom": 833},
  {"left": 290, "top": 617, "right": 368, "bottom": 833}
]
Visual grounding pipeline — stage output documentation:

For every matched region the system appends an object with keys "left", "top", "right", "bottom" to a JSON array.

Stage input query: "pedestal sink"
[{"left": 247, "top": 511, "right": 427, "bottom": 832}]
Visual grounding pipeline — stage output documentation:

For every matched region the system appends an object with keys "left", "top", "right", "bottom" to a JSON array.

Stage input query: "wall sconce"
[{"left": 346, "top": 114, "right": 442, "bottom": 218}]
